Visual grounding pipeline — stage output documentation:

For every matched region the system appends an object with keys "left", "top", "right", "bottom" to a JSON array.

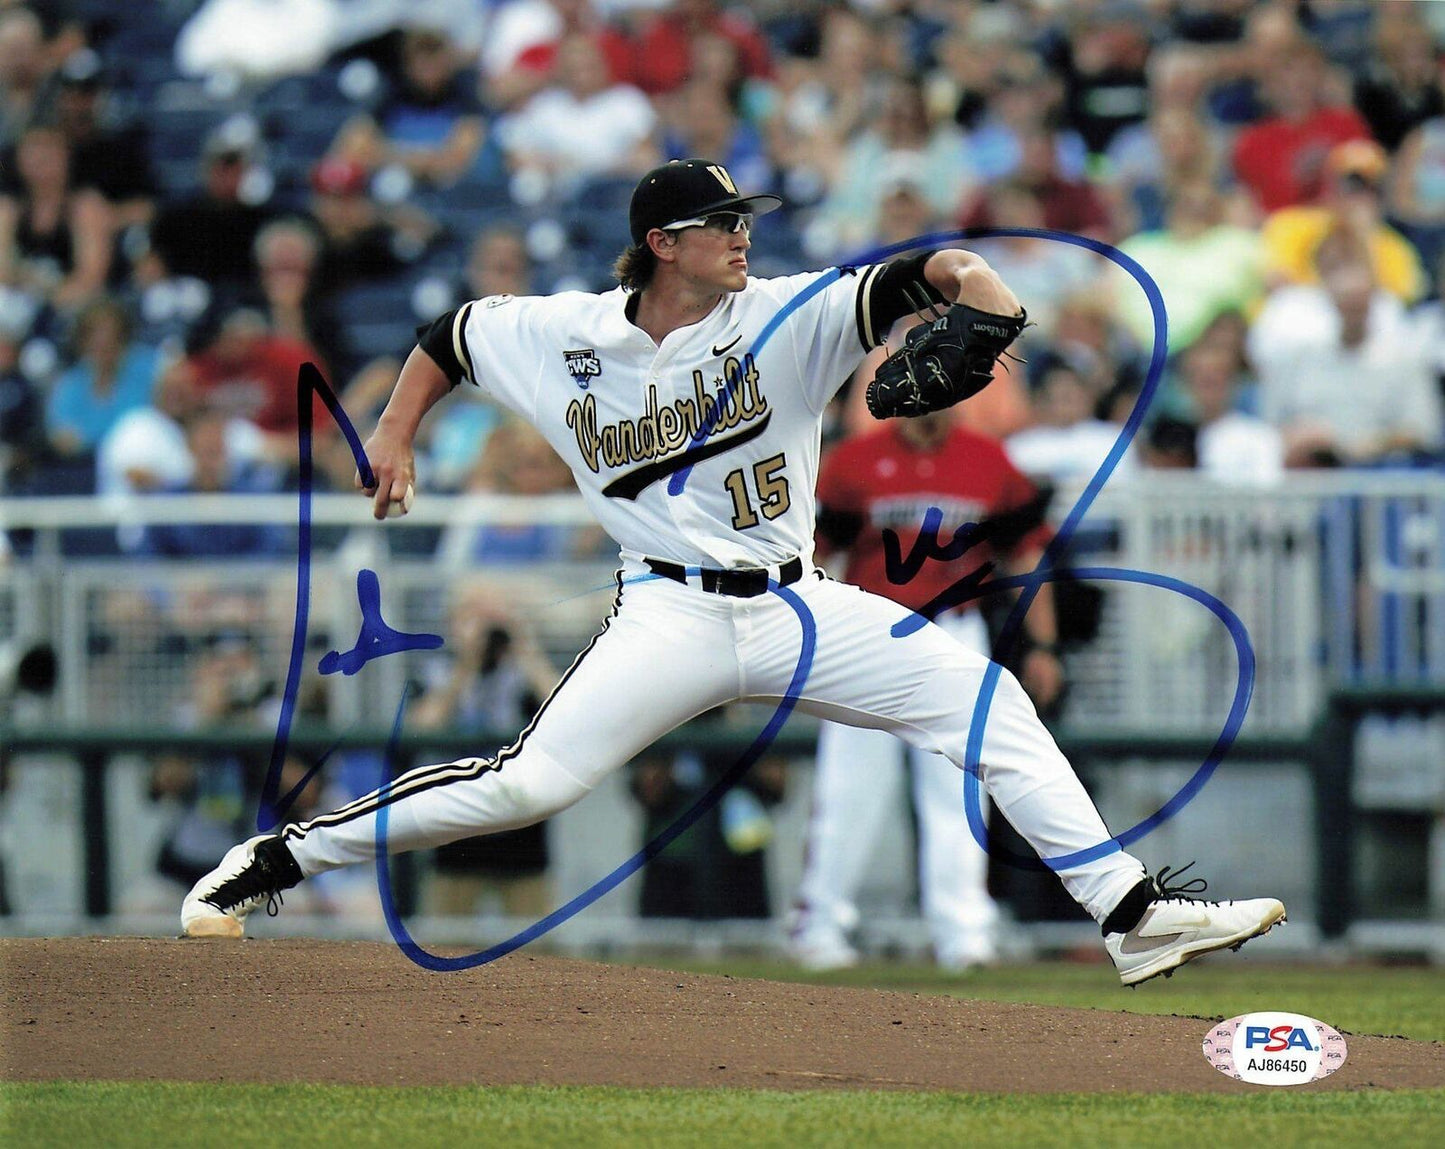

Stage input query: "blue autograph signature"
[
  {"left": 259, "top": 230, "right": 1254, "bottom": 968},
  {"left": 317, "top": 569, "right": 443, "bottom": 677}
]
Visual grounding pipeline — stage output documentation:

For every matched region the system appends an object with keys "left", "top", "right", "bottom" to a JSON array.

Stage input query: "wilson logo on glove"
[
  {"left": 866, "top": 301, "right": 1027, "bottom": 420},
  {"left": 972, "top": 322, "right": 1015, "bottom": 339}
]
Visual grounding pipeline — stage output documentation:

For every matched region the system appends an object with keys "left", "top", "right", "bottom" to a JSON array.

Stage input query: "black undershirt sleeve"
[
  {"left": 851, "top": 250, "right": 951, "bottom": 351},
  {"left": 815, "top": 504, "right": 865, "bottom": 551},
  {"left": 415, "top": 302, "right": 476, "bottom": 390},
  {"left": 977, "top": 485, "right": 1054, "bottom": 554}
]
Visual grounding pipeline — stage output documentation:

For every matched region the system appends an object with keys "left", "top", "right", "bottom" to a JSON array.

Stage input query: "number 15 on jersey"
[{"left": 724, "top": 452, "right": 790, "bottom": 531}]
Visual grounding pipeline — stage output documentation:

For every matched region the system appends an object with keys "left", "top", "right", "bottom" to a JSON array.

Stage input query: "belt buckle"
[
  {"left": 708, "top": 568, "right": 761, "bottom": 597},
  {"left": 690, "top": 559, "right": 802, "bottom": 597}
]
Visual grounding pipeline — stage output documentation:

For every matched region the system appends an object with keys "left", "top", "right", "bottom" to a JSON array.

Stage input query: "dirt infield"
[{"left": 1, "top": 938, "right": 1438, "bottom": 1093}]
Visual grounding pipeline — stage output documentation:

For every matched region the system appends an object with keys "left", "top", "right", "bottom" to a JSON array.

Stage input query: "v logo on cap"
[{"left": 707, "top": 165, "right": 737, "bottom": 195}]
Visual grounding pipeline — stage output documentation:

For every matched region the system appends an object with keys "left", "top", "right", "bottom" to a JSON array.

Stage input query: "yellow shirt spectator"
[{"left": 1262, "top": 206, "right": 1426, "bottom": 303}]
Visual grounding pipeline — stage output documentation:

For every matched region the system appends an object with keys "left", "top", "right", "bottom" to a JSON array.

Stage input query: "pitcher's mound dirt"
[{"left": 1, "top": 939, "right": 1438, "bottom": 1093}]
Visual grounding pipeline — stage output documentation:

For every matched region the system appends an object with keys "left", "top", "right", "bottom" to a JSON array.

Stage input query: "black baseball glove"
[{"left": 866, "top": 304, "right": 1027, "bottom": 419}]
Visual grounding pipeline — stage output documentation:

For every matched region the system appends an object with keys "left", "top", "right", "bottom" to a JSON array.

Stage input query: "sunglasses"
[
  {"left": 1337, "top": 172, "right": 1380, "bottom": 194},
  {"left": 663, "top": 211, "right": 754, "bottom": 235}
]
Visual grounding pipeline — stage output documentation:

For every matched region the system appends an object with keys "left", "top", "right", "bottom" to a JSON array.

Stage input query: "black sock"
[
  {"left": 1101, "top": 878, "right": 1155, "bottom": 936},
  {"left": 257, "top": 836, "right": 304, "bottom": 889}
]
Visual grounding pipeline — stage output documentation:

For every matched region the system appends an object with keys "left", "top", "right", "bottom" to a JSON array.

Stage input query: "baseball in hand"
[{"left": 384, "top": 483, "right": 415, "bottom": 518}]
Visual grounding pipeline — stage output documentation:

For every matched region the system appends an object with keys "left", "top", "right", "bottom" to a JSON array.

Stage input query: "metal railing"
[
  {"left": 5, "top": 474, "right": 1445, "bottom": 733},
  {"left": 1067, "top": 473, "right": 1445, "bottom": 731}
]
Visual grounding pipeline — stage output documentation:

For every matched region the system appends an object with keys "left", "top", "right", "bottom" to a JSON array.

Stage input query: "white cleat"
[
  {"left": 181, "top": 834, "right": 303, "bottom": 939},
  {"left": 788, "top": 933, "right": 861, "bottom": 972},
  {"left": 1105, "top": 869, "right": 1286, "bottom": 986},
  {"left": 937, "top": 940, "right": 999, "bottom": 973}
]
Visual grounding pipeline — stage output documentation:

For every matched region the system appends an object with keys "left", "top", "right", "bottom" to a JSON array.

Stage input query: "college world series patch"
[{"left": 564, "top": 348, "right": 602, "bottom": 389}]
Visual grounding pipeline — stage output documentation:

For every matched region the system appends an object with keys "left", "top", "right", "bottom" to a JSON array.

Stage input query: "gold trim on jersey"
[
  {"left": 565, "top": 354, "right": 768, "bottom": 474},
  {"left": 451, "top": 302, "right": 475, "bottom": 380},
  {"left": 857, "top": 264, "right": 884, "bottom": 350}
]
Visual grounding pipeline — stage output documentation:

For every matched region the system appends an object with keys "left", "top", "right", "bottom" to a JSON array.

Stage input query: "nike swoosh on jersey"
[
  {"left": 602, "top": 412, "right": 772, "bottom": 500},
  {"left": 711, "top": 335, "right": 742, "bottom": 356}
]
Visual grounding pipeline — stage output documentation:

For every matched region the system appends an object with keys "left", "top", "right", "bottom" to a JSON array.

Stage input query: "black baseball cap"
[{"left": 629, "top": 159, "right": 782, "bottom": 246}]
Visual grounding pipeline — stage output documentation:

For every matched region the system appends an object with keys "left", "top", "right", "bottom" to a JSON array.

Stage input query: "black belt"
[{"left": 645, "top": 556, "right": 804, "bottom": 598}]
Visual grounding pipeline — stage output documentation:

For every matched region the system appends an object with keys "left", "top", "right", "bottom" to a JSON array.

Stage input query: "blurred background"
[{"left": 1, "top": 0, "right": 1443, "bottom": 967}]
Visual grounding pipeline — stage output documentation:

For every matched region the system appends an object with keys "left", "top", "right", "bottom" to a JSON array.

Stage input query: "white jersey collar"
[{"left": 606, "top": 284, "right": 740, "bottom": 353}]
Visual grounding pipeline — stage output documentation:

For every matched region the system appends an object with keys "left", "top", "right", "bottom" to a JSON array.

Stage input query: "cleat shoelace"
[
  {"left": 203, "top": 853, "right": 287, "bottom": 916},
  {"left": 1153, "top": 861, "right": 1225, "bottom": 908}
]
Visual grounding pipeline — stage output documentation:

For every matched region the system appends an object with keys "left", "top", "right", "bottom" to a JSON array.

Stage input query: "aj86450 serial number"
[{"left": 1246, "top": 1058, "right": 1309, "bottom": 1072}]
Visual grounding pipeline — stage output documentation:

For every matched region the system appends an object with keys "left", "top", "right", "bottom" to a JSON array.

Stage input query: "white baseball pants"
[
  {"left": 793, "top": 609, "right": 1000, "bottom": 962},
  {"left": 281, "top": 562, "right": 1144, "bottom": 924}
]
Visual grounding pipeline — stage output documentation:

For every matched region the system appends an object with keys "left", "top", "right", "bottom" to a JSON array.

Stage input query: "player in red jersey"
[{"left": 790, "top": 403, "right": 1064, "bottom": 970}]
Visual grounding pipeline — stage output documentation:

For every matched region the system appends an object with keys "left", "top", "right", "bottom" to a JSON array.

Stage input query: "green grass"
[
  {"left": 4, "top": 1083, "right": 1444, "bottom": 1149},
  {"left": 634, "top": 959, "right": 1445, "bottom": 1043}
]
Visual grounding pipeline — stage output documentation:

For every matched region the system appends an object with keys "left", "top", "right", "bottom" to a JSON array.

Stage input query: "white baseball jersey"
[{"left": 448, "top": 268, "right": 894, "bottom": 568}]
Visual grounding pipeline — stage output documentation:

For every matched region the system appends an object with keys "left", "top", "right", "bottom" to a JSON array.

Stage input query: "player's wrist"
[{"left": 373, "top": 412, "right": 415, "bottom": 440}]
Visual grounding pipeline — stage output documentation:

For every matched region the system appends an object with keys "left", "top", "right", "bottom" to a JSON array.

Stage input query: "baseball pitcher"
[{"left": 182, "top": 160, "right": 1284, "bottom": 985}]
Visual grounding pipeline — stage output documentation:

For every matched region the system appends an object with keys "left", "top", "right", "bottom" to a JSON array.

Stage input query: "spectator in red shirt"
[
  {"left": 481, "top": 0, "right": 635, "bottom": 112},
  {"left": 630, "top": 0, "right": 772, "bottom": 97},
  {"left": 790, "top": 406, "right": 1063, "bottom": 971},
  {"left": 188, "top": 309, "right": 328, "bottom": 450},
  {"left": 1232, "top": 40, "right": 1371, "bottom": 213},
  {"left": 959, "top": 127, "right": 1112, "bottom": 241}
]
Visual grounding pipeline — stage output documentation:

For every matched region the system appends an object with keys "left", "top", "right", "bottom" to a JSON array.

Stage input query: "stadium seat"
[
  {"left": 153, "top": 159, "right": 201, "bottom": 197},
  {"left": 344, "top": 320, "right": 420, "bottom": 363},
  {"left": 333, "top": 279, "right": 423, "bottom": 321},
  {"left": 254, "top": 76, "right": 312, "bottom": 116},
  {"left": 10, "top": 459, "right": 123, "bottom": 557}
]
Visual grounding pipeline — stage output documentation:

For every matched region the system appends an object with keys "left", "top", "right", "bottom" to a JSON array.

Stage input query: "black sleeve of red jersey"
[
  {"left": 415, "top": 303, "right": 476, "bottom": 390},
  {"left": 849, "top": 251, "right": 951, "bottom": 351},
  {"left": 816, "top": 504, "right": 865, "bottom": 550},
  {"left": 978, "top": 484, "right": 1054, "bottom": 554}
]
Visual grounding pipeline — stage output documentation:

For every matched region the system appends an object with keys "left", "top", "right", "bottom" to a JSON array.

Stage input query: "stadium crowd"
[
  {"left": 1, "top": 0, "right": 1444, "bottom": 530},
  {"left": 3, "top": 0, "right": 1445, "bottom": 931}
]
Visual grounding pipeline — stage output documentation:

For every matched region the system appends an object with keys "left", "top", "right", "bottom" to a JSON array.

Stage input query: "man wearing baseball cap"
[
  {"left": 611, "top": 158, "right": 783, "bottom": 294},
  {"left": 1262, "top": 138, "right": 1426, "bottom": 302},
  {"left": 51, "top": 49, "right": 157, "bottom": 226},
  {"left": 306, "top": 158, "right": 437, "bottom": 294},
  {"left": 149, "top": 116, "right": 273, "bottom": 291}
]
